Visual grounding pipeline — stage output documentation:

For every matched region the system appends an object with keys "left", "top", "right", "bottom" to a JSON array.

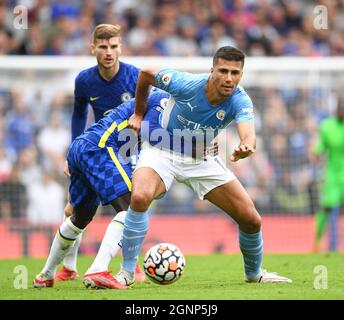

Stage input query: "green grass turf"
[{"left": 0, "top": 253, "right": 343, "bottom": 300}]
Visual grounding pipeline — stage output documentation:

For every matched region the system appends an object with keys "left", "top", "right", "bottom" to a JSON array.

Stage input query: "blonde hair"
[{"left": 92, "top": 24, "right": 121, "bottom": 43}]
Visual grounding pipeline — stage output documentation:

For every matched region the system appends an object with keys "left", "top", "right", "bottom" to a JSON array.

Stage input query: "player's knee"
[
  {"left": 70, "top": 214, "right": 94, "bottom": 230},
  {"left": 250, "top": 213, "right": 262, "bottom": 233},
  {"left": 130, "top": 192, "right": 153, "bottom": 212},
  {"left": 70, "top": 206, "right": 97, "bottom": 229},
  {"left": 240, "top": 206, "right": 261, "bottom": 233}
]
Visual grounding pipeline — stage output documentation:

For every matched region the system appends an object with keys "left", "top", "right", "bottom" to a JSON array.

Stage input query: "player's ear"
[
  {"left": 118, "top": 42, "right": 123, "bottom": 55},
  {"left": 210, "top": 67, "right": 214, "bottom": 74},
  {"left": 90, "top": 43, "right": 95, "bottom": 55},
  {"left": 239, "top": 70, "right": 244, "bottom": 80}
]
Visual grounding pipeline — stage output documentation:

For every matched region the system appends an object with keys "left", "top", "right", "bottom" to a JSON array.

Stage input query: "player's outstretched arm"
[
  {"left": 129, "top": 69, "right": 156, "bottom": 132},
  {"left": 231, "top": 122, "right": 256, "bottom": 162}
]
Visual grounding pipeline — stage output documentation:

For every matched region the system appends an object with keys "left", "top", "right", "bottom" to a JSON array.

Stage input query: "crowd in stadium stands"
[
  {"left": 0, "top": 0, "right": 341, "bottom": 224},
  {"left": 0, "top": 0, "right": 344, "bottom": 57}
]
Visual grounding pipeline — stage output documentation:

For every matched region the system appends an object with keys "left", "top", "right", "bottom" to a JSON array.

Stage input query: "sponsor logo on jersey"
[
  {"left": 176, "top": 114, "right": 224, "bottom": 131},
  {"left": 242, "top": 107, "right": 254, "bottom": 119},
  {"left": 90, "top": 96, "right": 100, "bottom": 101},
  {"left": 162, "top": 73, "right": 172, "bottom": 85},
  {"left": 186, "top": 102, "right": 197, "bottom": 112},
  {"left": 121, "top": 92, "right": 132, "bottom": 102},
  {"left": 216, "top": 110, "right": 226, "bottom": 120}
]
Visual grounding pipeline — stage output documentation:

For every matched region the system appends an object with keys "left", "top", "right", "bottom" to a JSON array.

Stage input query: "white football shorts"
[{"left": 135, "top": 142, "right": 236, "bottom": 199}]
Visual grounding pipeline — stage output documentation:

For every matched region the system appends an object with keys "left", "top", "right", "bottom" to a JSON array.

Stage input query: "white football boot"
[
  {"left": 246, "top": 269, "right": 292, "bottom": 283},
  {"left": 115, "top": 268, "right": 136, "bottom": 286}
]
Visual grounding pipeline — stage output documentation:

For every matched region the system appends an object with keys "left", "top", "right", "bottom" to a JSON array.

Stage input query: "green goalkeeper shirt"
[{"left": 315, "top": 117, "right": 344, "bottom": 180}]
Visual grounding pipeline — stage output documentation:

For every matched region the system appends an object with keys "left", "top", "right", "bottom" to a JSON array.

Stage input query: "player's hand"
[
  {"left": 128, "top": 113, "right": 144, "bottom": 133},
  {"left": 230, "top": 144, "right": 255, "bottom": 162},
  {"left": 63, "top": 160, "right": 71, "bottom": 177}
]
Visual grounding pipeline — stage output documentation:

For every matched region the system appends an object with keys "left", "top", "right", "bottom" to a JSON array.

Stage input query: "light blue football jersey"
[{"left": 155, "top": 68, "right": 254, "bottom": 140}]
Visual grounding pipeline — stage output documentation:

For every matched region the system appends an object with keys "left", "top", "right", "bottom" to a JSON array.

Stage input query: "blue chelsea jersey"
[
  {"left": 154, "top": 68, "right": 254, "bottom": 138},
  {"left": 78, "top": 91, "right": 170, "bottom": 149},
  {"left": 72, "top": 61, "right": 139, "bottom": 140}
]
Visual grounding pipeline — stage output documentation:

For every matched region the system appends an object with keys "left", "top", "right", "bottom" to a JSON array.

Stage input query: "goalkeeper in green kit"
[{"left": 314, "top": 99, "right": 344, "bottom": 252}]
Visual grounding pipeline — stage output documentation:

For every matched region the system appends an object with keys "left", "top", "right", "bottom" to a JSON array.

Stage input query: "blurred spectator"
[
  {"left": 37, "top": 110, "right": 70, "bottom": 176},
  {"left": 0, "top": 0, "right": 24, "bottom": 54},
  {"left": 17, "top": 147, "right": 42, "bottom": 188},
  {"left": 27, "top": 170, "right": 65, "bottom": 225},
  {"left": 200, "top": 20, "right": 236, "bottom": 56},
  {"left": 126, "top": 14, "right": 157, "bottom": 55},
  {"left": 222, "top": 0, "right": 256, "bottom": 30},
  {"left": 0, "top": 164, "right": 27, "bottom": 220},
  {"left": 16, "top": 21, "right": 48, "bottom": 55},
  {"left": 0, "top": 28, "right": 12, "bottom": 55},
  {"left": 4, "top": 88, "right": 35, "bottom": 161},
  {"left": 0, "top": 145, "right": 12, "bottom": 182}
]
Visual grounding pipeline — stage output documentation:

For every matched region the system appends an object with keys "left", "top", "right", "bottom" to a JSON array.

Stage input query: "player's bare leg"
[
  {"left": 205, "top": 179, "right": 292, "bottom": 283},
  {"left": 129, "top": 167, "right": 166, "bottom": 212},
  {"left": 115, "top": 168, "right": 166, "bottom": 287}
]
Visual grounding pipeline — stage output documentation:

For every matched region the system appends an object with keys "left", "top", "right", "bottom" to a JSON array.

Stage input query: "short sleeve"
[
  {"left": 234, "top": 94, "right": 255, "bottom": 123},
  {"left": 154, "top": 68, "right": 186, "bottom": 96}
]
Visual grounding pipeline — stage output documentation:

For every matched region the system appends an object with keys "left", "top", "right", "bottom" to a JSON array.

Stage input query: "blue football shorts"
[{"left": 67, "top": 138, "right": 133, "bottom": 209}]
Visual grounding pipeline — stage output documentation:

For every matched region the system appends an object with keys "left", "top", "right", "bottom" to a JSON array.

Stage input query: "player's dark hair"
[
  {"left": 93, "top": 24, "right": 121, "bottom": 43},
  {"left": 213, "top": 46, "right": 245, "bottom": 67}
]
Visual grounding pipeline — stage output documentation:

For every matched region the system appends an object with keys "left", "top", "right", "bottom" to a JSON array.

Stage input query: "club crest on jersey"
[
  {"left": 216, "top": 110, "right": 226, "bottom": 121},
  {"left": 121, "top": 92, "right": 132, "bottom": 102},
  {"left": 162, "top": 73, "right": 172, "bottom": 85}
]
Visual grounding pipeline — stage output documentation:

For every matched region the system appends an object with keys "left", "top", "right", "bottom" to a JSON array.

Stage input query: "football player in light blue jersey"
[
  {"left": 156, "top": 70, "right": 254, "bottom": 134},
  {"left": 115, "top": 46, "right": 292, "bottom": 287}
]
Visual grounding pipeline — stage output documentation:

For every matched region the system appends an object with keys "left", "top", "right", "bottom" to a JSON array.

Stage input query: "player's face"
[
  {"left": 92, "top": 37, "right": 122, "bottom": 69},
  {"left": 211, "top": 59, "right": 243, "bottom": 97}
]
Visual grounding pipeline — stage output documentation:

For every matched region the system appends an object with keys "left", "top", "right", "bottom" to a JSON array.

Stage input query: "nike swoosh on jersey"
[{"left": 90, "top": 96, "right": 100, "bottom": 101}]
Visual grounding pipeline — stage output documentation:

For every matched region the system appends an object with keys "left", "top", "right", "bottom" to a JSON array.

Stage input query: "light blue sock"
[
  {"left": 122, "top": 207, "right": 149, "bottom": 273},
  {"left": 328, "top": 207, "right": 340, "bottom": 252},
  {"left": 239, "top": 228, "right": 263, "bottom": 279}
]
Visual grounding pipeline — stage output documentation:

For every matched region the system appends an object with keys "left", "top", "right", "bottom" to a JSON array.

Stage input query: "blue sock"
[
  {"left": 239, "top": 228, "right": 263, "bottom": 279},
  {"left": 328, "top": 207, "right": 340, "bottom": 252},
  {"left": 122, "top": 207, "right": 149, "bottom": 273}
]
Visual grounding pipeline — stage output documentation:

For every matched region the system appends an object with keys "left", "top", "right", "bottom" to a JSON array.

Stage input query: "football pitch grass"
[{"left": 0, "top": 253, "right": 343, "bottom": 300}]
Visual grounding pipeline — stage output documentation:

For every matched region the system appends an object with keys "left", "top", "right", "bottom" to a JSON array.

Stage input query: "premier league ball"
[{"left": 143, "top": 243, "right": 186, "bottom": 285}]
